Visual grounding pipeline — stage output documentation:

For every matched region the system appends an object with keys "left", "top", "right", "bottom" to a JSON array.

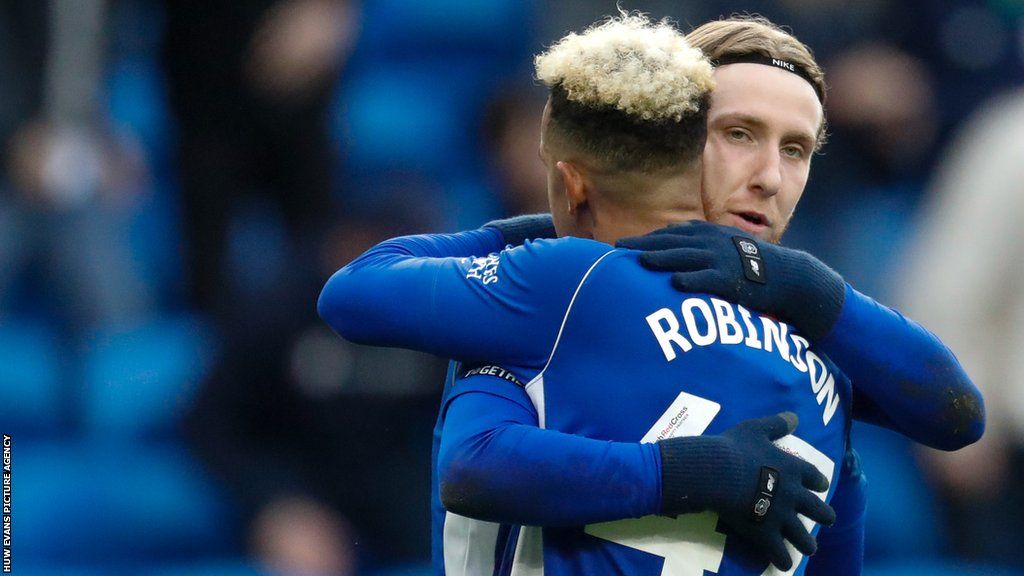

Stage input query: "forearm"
[
  {"left": 317, "top": 228, "right": 503, "bottom": 352},
  {"left": 819, "top": 285, "right": 984, "bottom": 450},
  {"left": 620, "top": 224, "right": 984, "bottom": 450},
  {"left": 319, "top": 227, "right": 605, "bottom": 366},
  {"left": 439, "top": 389, "right": 662, "bottom": 526}
]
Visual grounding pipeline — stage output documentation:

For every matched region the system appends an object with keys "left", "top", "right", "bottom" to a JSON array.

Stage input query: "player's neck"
[
  {"left": 587, "top": 170, "right": 704, "bottom": 245},
  {"left": 589, "top": 208, "right": 703, "bottom": 244}
]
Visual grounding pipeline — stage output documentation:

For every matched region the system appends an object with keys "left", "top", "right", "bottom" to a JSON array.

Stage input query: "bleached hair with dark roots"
[{"left": 535, "top": 13, "right": 714, "bottom": 122}]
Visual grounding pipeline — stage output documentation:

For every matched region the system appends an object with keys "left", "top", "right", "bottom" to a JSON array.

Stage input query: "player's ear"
[{"left": 557, "top": 160, "right": 588, "bottom": 215}]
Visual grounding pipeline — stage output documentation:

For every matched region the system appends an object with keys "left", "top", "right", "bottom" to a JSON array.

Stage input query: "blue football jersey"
[
  {"left": 492, "top": 244, "right": 850, "bottom": 576},
  {"left": 320, "top": 233, "right": 853, "bottom": 576}
]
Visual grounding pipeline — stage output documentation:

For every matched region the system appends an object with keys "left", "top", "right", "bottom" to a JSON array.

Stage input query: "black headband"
[{"left": 712, "top": 53, "right": 824, "bottom": 103}]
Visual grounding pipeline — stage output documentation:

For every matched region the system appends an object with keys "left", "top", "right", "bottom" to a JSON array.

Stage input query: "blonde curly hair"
[
  {"left": 536, "top": 13, "right": 714, "bottom": 172},
  {"left": 536, "top": 13, "right": 714, "bottom": 122}
]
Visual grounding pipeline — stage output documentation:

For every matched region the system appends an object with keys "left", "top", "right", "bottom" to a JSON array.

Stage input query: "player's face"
[{"left": 701, "top": 63, "right": 822, "bottom": 243}]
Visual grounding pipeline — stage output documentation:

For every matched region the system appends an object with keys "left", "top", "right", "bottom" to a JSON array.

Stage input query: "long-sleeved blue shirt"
[
  {"left": 439, "top": 370, "right": 866, "bottom": 576},
  {"left": 320, "top": 229, "right": 853, "bottom": 575},
  {"left": 319, "top": 226, "right": 982, "bottom": 450},
  {"left": 319, "top": 225, "right": 982, "bottom": 575}
]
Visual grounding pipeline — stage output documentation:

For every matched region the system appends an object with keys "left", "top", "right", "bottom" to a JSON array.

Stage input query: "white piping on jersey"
[
  {"left": 526, "top": 375, "right": 547, "bottom": 429},
  {"left": 524, "top": 248, "right": 616, "bottom": 429},
  {"left": 510, "top": 525, "right": 545, "bottom": 576},
  {"left": 536, "top": 249, "right": 616, "bottom": 378},
  {"left": 443, "top": 512, "right": 501, "bottom": 576},
  {"left": 440, "top": 374, "right": 504, "bottom": 576},
  {"left": 516, "top": 248, "right": 614, "bottom": 576}
]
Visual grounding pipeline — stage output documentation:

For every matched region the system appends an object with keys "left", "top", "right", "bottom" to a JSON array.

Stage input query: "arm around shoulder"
[
  {"left": 820, "top": 285, "right": 985, "bottom": 450},
  {"left": 438, "top": 374, "right": 662, "bottom": 526}
]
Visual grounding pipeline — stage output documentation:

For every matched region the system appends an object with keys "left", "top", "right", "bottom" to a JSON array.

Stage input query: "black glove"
[
  {"left": 658, "top": 412, "right": 835, "bottom": 570},
  {"left": 616, "top": 221, "right": 846, "bottom": 342},
  {"left": 484, "top": 214, "right": 556, "bottom": 246}
]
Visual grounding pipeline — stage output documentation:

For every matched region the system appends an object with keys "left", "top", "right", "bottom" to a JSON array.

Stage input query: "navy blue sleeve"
[
  {"left": 804, "top": 448, "right": 866, "bottom": 576},
  {"left": 317, "top": 231, "right": 613, "bottom": 367},
  {"left": 818, "top": 285, "right": 984, "bottom": 450},
  {"left": 437, "top": 374, "right": 662, "bottom": 526}
]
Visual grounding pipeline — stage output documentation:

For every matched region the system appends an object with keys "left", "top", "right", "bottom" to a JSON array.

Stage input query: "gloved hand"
[
  {"left": 484, "top": 214, "right": 556, "bottom": 246},
  {"left": 658, "top": 412, "right": 835, "bottom": 570},
  {"left": 616, "top": 221, "right": 846, "bottom": 342}
]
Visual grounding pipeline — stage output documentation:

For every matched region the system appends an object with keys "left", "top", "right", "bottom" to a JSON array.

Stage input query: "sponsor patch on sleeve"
[
  {"left": 460, "top": 365, "right": 525, "bottom": 387},
  {"left": 463, "top": 253, "right": 501, "bottom": 285}
]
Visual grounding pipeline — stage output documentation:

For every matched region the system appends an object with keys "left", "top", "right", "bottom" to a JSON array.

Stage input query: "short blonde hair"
[
  {"left": 536, "top": 13, "right": 714, "bottom": 123},
  {"left": 535, "top": 13, "right": 714, "bottom": 172},
  {"left": 686, "top": 16, "right": 827, "bottom": 147}
]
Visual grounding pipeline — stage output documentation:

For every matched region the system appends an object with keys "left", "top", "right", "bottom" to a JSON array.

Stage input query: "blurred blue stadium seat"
[
  {"left": 442, "top": 177, "right": 501, "bottom": 232},
  {"left": 15, "top": 440, "right": 237, "bottom": 568},
  {"left": 125, "top": 181, "right": 184, "bottom": 304},
  {"left": 81, "top": 314, "right": 215, "bottom": 440},
  {"left": 339, "top": 61, "right": 491, "bottom": 177},
  {"left": 106, "top": 0, "right": 170, "bottom": 160},
  {"left": 106, "top": 0, "right": 181, "bottom": 304},
  {"left": 357, "top": 0, "right": 532, "bottom": 60},
  {"left": 0, "top": 318, "right": 64, "bottom": 435},
  {"left": 107, "top": 56, "right": 173, "bottom": 167}
]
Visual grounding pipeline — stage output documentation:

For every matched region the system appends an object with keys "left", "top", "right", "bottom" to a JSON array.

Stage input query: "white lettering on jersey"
[
  {"left": 806, "top": 351, "right": 841, "bottom": 425},
  {"left": 761, "top": 317, "right": 791, "bottom": 362},
  {"left": 588, "top": 394, "right": 725, "bottom": 575},
  {"left": 789, "top": 335, "right": 809, "bottom": 373},
  {"left": 711, "top": 298, "right": 744, "bottom": 345},
  {"left": 645, "top": 308, "right": 693, "bottom": 361},
  {"left": 682, "top": 299, "right": 717, "bottom": 346},
  {"left": 646, "top": 299, "right": 841, "bottom": 426},
  {"left": 737, "top": 305, "right": 763, "bottom": 349},
  {"left": 586, "top": 513, "right": 726, "bottom": 576}
]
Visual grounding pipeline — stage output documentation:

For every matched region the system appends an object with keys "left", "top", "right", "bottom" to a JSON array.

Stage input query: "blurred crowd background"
[{"left": 1, "top": 0, "right": 1023, "bottom": 574}]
